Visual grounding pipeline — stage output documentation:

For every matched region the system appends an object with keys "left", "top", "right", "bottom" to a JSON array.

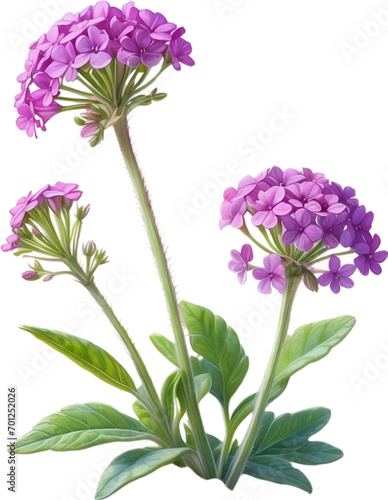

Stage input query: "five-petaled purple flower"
[
  {"left": 252, "top": 254, "right": 287, "bottom": 294},
  {"left": 318, "top": 256, "right": 356, "bottom": 294},
  {"left": 282, "top": 209, "right": 323, "bottom": 252},
  {"left": 228, "top": 244, "right": 253, "bottom": 285},
  {"left": 251, "top": 186, "right": 292, "bottom": 229},
  {"left": 353, "top": 234, "right": 388, "bottom": 276}
]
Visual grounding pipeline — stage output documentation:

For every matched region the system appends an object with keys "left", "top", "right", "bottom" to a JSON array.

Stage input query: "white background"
[{"left": 1, "top": 1, "right": 388, "bottom": 499}]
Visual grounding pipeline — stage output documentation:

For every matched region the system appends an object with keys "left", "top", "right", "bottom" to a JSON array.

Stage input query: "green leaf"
[
  {"left": 245, "top": 455, "right": 312, "bottom": 493},
  {"left": 194, "top": 373, "right": 212, "bottom": 403},
  {"left": 20, "top": 326, "right": 136, "bottom": 393},
  {"left": 95, "top": 447, "right": 192, "bottom": 499},
  {"left": 252, "top": 407, "right": 331, "bottom": 456},
  {"left": 270, "top": 316, "right": 356, "bottom": 402},
  {"left": 15, "top": 403, "right": 154, "bottom": 454},
  {"left": 279, "top": 441, "right": 343, "bottom": 465},
  {"left": 180, "top": 301, "right": 249, "bottom": 406},
  {"left": 161, "top": 371, "right": 181, "bottom": 424},
  {"left": 149, "top": 334, "right": 179, "bottom": 368},
  {"left": 132, "top": 401, "right": 158, "bottom": 434},
  {"left": 183, "top": 425, "right": 222, "bottom": 461},
  {"left": 231, "top": 393, "right": 256, "bottom": 432}
]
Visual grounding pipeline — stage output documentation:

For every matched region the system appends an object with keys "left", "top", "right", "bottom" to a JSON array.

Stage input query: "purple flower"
[
  {"left": 286, "top": 181, "right": 323, "bottom": 213},
  {"left": 81, "top": 122, "right": 100, "bottom": 138},
  {"left": 1, "top": 234, "right": 19, "bottom": 253},
  {"left": 10, "top": 185, "right": 48, "bottom": 229},
  {"left": 282, "top": 209, "right": 323, "bottom": 252},
  {"left": 318, "top": 255, "right": 356, "bottom": 294},
  {"left": 74, "top": 27, "right": 112, "bottom": 69},
  {"left": 301, "top": 168, "right": 329, "bottom": 187},
  {"left": 251, "top": 186, "right": 292, "bottom": 229},
  {"left": 43, "top": 182, "right": 83, "bottom": 212},
  {"left": 168, "top": 38, "right": 194, "bottom": 70},
  {"left": 46, "top": 42, "right": 79, "bottom": 82},
  {"left": 22, "top": 271, "right": 39, "bottom": 281},
  {"left": 266, "top": 166, "right": 304, "bottom": 187},
  {"left": 138, "top": 9, "right": 177, "bottom": 41},
  {"left": 317, "top": 211, "right": 348, "bottom": 249},
  {"left": 353, "top": 234, "right": 388, "bottom": 276},
  {"left": 219, "top": 187, "right": 246, "bottom": 229},
  {"left": 252, "top": 254, "right": 287, "bottom": 294},
  {"left": 16, "top": 103, "right": 40, "bottom": 138},
  {"left": 316, "top": 194, "right": 346, "bottom": 217},
  {"left": 326, "top": 182, "right": 358, "bottom": 209},
  {"left": 31, "top": 73, "right": 60, "bottom": 106},
  {"left": 32, "top": 98, "right": 62, "bottom": 130},
  {"left": 340, "top": 205, "right": 374, "bottom": 248},
  {"left": 228, "top": 244, "right": 253, "bottom": 285},
  {"left": 118, "top": 30, "right": 167, "bottom": 67}
]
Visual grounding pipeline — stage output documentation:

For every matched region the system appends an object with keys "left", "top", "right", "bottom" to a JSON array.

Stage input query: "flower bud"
[
  {"left": 76, "top": 205, "right": 90, "bottom": 221},
  {"left": 43, "top": 274, "right": 54, "bottom": 282},
  {"left": 22, "top": 271, "right": 39, "bottom": 281},
  {"left": 302, "top": 268, "right": 319, "bottom": 292},
  {"left": 83, "top": 240, "right": 97, "bottom": 257}
]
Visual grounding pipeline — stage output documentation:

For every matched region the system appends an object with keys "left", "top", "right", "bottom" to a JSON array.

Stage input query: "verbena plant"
[{"left": 4, "top": 2, "right": 387, "bottom": 497}]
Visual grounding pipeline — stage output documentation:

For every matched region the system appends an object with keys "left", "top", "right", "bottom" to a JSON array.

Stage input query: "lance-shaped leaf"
[
  {"left": 15, "top": 403, "right": 156, "bottom": 454},
  {"left": 180, "top": 301, "right": 249, "bottom": 407},
  {"left": 149, "top": 334, "right": 179, "bottom": 368},
  {"left": 244, "top": 455, "right": 312, "bottom": 493},
  {"left": 95, "top": 447, "right": 192, "bottom": 499},
  {"left": 252, "top": 407, "right": 331, "bottom": 457},
  {"left": 161, "top": 371, "right": 182, "bottom": 425},
  {"left": 269, "top": 316, "right": 356, "bottom": 402},
  {"left": 279, "top": 441, "right": 343, "bottom": 465},
  {"left": 20, "top": 326, "right": 136, "bottom": 393}
]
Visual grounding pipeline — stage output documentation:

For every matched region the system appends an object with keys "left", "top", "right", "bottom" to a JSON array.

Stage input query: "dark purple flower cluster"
[
  {"left": 222, "top": 166, "right": 387, "bottom": 294},
  {"left": 15, "top": 1, "right": 194, "bottom": 137},
  {"left": 2, "top": 182, "right": 83, "bottom": 252}
]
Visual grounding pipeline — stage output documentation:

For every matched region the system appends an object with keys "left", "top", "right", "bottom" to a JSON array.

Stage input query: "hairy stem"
[
  {"left": 224, "top": 273, "right": 301, "bottom": 489},
  {"left": 113, "top": 117, "right": 217, "bottom": 478}
]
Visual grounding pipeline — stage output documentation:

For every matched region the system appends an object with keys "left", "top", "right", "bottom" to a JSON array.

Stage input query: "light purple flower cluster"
[
  {"left": 15, "top": 1, "right": 194, "bottom": 137},
  {"left": 2, "top": 182, "right": 83, "bottom": 253},
  {"left": 223, "top": 166, "right": 387, "bottom": 294}
]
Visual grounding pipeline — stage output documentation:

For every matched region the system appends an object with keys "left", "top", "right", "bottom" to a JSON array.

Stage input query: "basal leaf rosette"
[
  {"left": 2, "top": 182, "right": 107, "bottom": 282},
  {"left": 15, "top": 1, "right": 194, "bottom": 145},
  {"left": 222, "top": 166, "right": 387, "bottom": 295}
]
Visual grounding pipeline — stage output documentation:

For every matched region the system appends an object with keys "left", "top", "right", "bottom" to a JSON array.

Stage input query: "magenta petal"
[
  {"left": 373, "top": 251, "right": 388, "bottom": 263},
  {"left": 330, "top": 279, "right": 341, "bottom": 294},
  {"left": 328, "top": 203, "right": 346, "bottom": 214},
  {"left": 258, "top": 277, "right": 272, "bottom": 294},
  {"left": 340, "top": 264, "right": 356, "bottom": 277},
  {"left": 267, "top": 186, "right": 285, "bottom": 206},
  {"left": 370, "top": 260, "right": 382, "bottom": 275},
  {"left": 273, "top": 202, "right": 292, "bottom": 216},
  {"left": 329, "top": 255, "right": 341, "bottom": 273},
  {"left": 295, "top": 209, "right": 312, "bottom": 228},
  {"left": 282, "top": 229, "right": 298, "bottom": 245},
  {"left": 304, "top": 224, "right": 323, "bottom": 242},
  {"left": 74, "top": 52, "right": 91, "bottom": 68},
  {"left": 272, "top": 276, "right": 287, "bottom": 294},
  {"left": 76, "top": 35, "right": 93, "bottom": 53},
  {"left": 51, "top": 44, "right": 69, "bottom": 63},
  {"left": 46, "top": 61, "right": 66, "bottom": 78},
  {"left": 141, "top": 52, "right": 163, "bottom": 67},
  {"left": 354, "top": 255, "right": 369, "bottom": 276},
  {"left": 252, "top": 268, "right": 269, "bottom": 280},
  {"left": 339, "top": 276, "right": 354, "bottom": 289},
  {"left": 241, "top": 244, "right": 253, "bottom": 262},
  {"left": 261, "top": 211, "right": 278, "bottom": 229},
  {"left": 318, "top": 271, "right": 334, "bottom": 287},
  {"left": 296, "top": 233, "right": 314, "bottom": 252},
  {"left": 304, "top": 200, "right": 321, "bottom": 213},
  {"left": 264, "top": 254, "right": 282, "bottom": 273},
  {"left": 90, "top": 51, "right": 112, "bottom": 68}
]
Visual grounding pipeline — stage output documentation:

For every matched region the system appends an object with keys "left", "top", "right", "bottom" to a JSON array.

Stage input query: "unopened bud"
[
  {"left": 302, "top": 268, "right": 319, "bottom": 292},
  {"left": 22, "top": 271, "right": 39, "bottom": 281},
  {"left": 43, "top": 274, "right": 54, "bottom": 282},
  {"left": 83, "top": 240, "right": 97, "bottom": 257}
]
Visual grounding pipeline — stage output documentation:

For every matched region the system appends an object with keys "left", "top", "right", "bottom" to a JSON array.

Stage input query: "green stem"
[
  {"left": 113, "top": 117, "right": 217, "bottom": 479},
  {"left": 310, "top": 249, "right": 355, "bottom": 266},
  {"left": 132, "top": 64, "right": 169, "bottom": 95},
  {"left": 217, "top": 406, "right": 233, "bottom": 478},
  {"left": 224, "top": 273, "right": 301, "bottom": 489},
  {"left": 239, "top": 223, "right": 273, "bottom": 254}
]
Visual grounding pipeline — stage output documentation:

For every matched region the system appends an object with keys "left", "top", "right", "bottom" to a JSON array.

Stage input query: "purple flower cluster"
[
  {"left": 223, "top": 166, "right": 387, "bottom": 294},
  {"left": 2, "top": 182, "right": 82, "bottom": 253},
  {"left": 15, "top": 2, "right": 194, "bottom": 137}
]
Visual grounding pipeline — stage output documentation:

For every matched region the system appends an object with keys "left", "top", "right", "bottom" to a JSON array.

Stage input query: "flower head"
[
  {"left": 252, "top": 254, "right": 287, "bottom": 294},
  {"left": 15, "top": 2, "right": 194, "bottom": 139},
  {"left": 228, "top": 244, "right": 253, "bottom": 285},
  {"left": 318, "top": 256, "right": 356, "bottom": 294}
]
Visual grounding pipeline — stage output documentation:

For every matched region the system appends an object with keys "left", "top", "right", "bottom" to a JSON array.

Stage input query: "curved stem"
[
  {"left": 224, "top": 274, "right": 301, "bottom": 489},
  {"left": 310, "top": 249, "right": 355, "bottom": 266},
  {"left": 113, "top": 117, "right": 217, "bottom": 479}
]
